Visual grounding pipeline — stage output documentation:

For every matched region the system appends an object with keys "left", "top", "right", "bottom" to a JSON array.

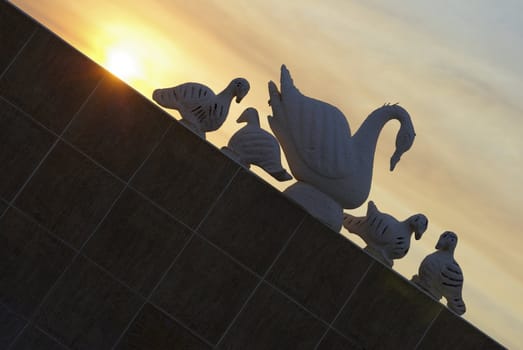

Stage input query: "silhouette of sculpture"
[
  {"left": 412, "top": 231, "right": 466, "bottom": 315},
  {"left": 267, "top": 65, "right": 416, "bottom": 229},
  {"left": 222, "top": 108, "right": 292, "bottom": 181},
  {"left": 152, "top": 78, "right": 250, "bottom": 138},
  {"left": 343, "top": 201, "right": 428, "bottom": 267}
]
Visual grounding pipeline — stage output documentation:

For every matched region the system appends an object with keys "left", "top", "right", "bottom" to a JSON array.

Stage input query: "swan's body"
[
  {"left": 268, "top": 65, "right": 416, "bottom": 208},
  {"left": 412, "top": 231, "right": 466, "bottom": 315},
  {"left": 153, "top": 78, "right": 250, "bottom": 138},
  {"left": 343, "top": 201, "right": 428, "bottom": 266},
  {"left": 222, "top": 108, "right": 292, "bottom": 181}
]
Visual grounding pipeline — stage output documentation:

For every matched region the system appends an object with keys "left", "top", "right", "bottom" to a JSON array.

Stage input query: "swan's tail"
[{"left": 280, "top": 64, "right": 302, "bottom": 98}]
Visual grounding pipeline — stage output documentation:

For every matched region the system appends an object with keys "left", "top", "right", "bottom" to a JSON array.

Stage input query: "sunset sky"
[{"left": 10, "top": 0, "right": 522, "bottom": 347}]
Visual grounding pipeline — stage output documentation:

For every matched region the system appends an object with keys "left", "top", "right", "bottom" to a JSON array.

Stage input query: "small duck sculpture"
[
  {"left": 343, "top": 201, "right": 428, "bottom": 267},
  {"left": 412, "top": 231, "right": 466, "bottom": 315},
  {"left": 222, "top": 108, "right": 292, "bottom": 181},
  {"left": 268, "top": 65, "right": 416, "bottom": 209},
  {"left": 152, "top": 77, "right": 250, "bottom": 138}
]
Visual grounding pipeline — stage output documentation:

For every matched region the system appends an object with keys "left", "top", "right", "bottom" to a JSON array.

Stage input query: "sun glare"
[{"left": 106, "top": 47, "right": 142, "bottom": 82}]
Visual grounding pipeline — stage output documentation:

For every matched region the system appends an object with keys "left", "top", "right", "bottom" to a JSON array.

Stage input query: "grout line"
[
  {"left": 413, "top": 307, "right": 443, "bottom": 350},
  {"left": 59, "top": 76, "right": 106, "bottom": 138},
  {"left": 213, "top": 214, "right": 307, "bottom": 348},
  {"left": 73, "top": 115, "right": 173, "bottom": 255},
  {"left": 313, "top": 261, "right": 375, "bottom": 350},
  {"left": 126, "top": 122, "right": 173, "bottom": 185},
  {"left": 149, "top": 303, "right": 216, "bottom": 348},
  {"left": 7, "top": 76, "right": 105, "bottom": 208},
  {"left": 6, "top": 253, "right": 80, "bottom": 350},
  {"left": 8, "top": 138, "right": 60, "bottom": 208},
  {"left": 0, "top": 95, "right": 58, "bottom": 136},
  {"left": 194, "top": 166, "right": 242, "bottom": 232},
  {"left": 109, "top": 233, "right": 205, "bottom": 350},
  {"left": 33, "top": 325, "right": 72, "bottom": 350},
  {"left": 0, "top": 25, "right": 38, "bottom": 81}
]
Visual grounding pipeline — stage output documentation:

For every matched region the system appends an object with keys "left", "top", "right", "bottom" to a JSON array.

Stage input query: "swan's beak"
[{"left": 390, "top": 151, "right": 401, "bottom": 171}]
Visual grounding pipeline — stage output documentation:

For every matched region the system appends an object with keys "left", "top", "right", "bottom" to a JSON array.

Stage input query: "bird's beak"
[
  {"left": 236, "top": 91, "right": 248, "bottom": 103},
  {"left": 415, "top": 232, "right": 423, "bottom": 240},
  {"left": 236, "top": 93, "right": 247, "bottom": 103},
  {"left": 236, "top": 109, "right": 248, "bottom": 123}
]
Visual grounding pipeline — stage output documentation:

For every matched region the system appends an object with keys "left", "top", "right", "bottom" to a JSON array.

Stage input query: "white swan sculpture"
[
  {"left": 222, "top": 107, "right": 292, "bottom": 181},
  {"left": 152, "top": 78, "right": 250, "bottom": 138},
  {"left": 343, "top": 201, "right": 428, "bottom": 267},
  {"left": 268, "top": 65, "right": 416, "bottom": 210}
]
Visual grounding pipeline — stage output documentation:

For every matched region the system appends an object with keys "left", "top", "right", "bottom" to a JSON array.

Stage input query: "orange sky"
[{"left": 11, "top": 0, "right": 523, "bottom": 347}]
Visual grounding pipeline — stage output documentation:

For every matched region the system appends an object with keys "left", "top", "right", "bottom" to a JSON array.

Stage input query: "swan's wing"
[{"left": 277, "top": 66, "right": 353, "bottom": 178}]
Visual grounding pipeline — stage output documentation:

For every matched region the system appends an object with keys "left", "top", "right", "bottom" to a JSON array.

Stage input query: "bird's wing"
[
  {"left": 440, "top": 261, "right": 464, "bottom": 293},
  {"left": 173, "top": 82, "right": 215, "bottom": 111}
]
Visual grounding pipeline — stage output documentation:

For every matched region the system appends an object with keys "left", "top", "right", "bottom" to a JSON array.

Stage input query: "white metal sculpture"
[
  {"left": 343, "top": 201, "right": 428, "bottom": 267},
  {"left": 222, "top": 107, "right": 292, "bottom": 181},
  {"left": 412, "top": 231, "right": 466, "bottom": 315},
  {"left": 152, "top": 78, "right": 250, "bottom": 138},
  {"left": 268, "top": 65, "right": 416, "bottom": 209},
  {"left": 267, "top": 65, "right": 416, "bottom": 229}
]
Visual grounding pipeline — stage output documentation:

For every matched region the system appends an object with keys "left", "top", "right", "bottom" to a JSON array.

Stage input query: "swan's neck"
[{"left": 352, "top": 105, "right": 409, "bottom": 163}]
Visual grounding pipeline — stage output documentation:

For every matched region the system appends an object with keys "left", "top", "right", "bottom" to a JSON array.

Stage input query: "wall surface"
[{"left": 0, "top": 2, "right": 505, "bottom": 349}]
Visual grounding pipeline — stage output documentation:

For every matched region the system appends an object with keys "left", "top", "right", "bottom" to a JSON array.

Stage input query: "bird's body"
[
  {"left": 223, "top": 108, "right": 292, "bottom": 181},
  {"left": 153, "top": 78, "right": 250, "bottom": 138},
  {"left": 412, "top": 231, "right": 466, "bottom": 315},
  {"left": 268, "top": 65, "right": 416, "bottom": 208},
  {"left": 343, "top": 201, "right": 428, "bottom": 266}
]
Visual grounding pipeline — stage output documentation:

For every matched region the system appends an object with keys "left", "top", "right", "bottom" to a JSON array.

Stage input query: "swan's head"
[
  {"left": 389, "top": 105, "right": 416, "bottom": 171},
  {"left": 436, "top": 231, "right": 458, "bottom": 251},
  {"left": 237, "top": 107, "right": 259, "bottom": 124},
  {"left": 408, "top": 214, "right": 428, "bottom": 240},
  {"left": 390, "top": 126, "right": 416, "bottom": 171},
  {"left": 232, "top": 78, "right": 250, "bottom": 103},
  {"left": 152, "top": 87, "right": 175, "bottom": 108}
]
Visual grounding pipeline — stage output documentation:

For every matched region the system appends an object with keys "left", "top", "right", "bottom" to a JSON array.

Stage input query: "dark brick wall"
[{"left": 0, "top": 2, "right": 504, "bottom": 349}]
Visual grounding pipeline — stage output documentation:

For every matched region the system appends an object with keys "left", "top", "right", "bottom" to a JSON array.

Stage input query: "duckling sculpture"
[
  {"left": 412, "top": 231, "right": 466, "bottom": 315},
  {"left": 222, "top": 108, "right": 292, "bottom": 181},
  {"left": 268, "top": 65, "right": 416, "bottom": 210},
  {"left": 152, "top": 78, "right": 250, "bottom": 138},
  {"left": 343, "top": 201, "right": 428, "bottom": 267}
]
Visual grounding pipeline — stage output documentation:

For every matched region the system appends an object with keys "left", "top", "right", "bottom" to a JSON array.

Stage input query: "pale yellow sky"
[{"left": 11, "top": 0, "right": 523, "bottom": 347}]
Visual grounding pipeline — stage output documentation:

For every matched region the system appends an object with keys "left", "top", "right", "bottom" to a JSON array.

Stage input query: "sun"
[{"left": 105, "top": 47, "right": 142, "bottom": 82}]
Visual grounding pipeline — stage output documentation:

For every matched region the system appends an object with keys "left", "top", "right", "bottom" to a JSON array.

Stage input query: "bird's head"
[
  {"left": 232, "top": 78, "right": 250, "bottom": 103},
  {"left": 237, "top": 107, "right": 259, "bottom": 124},
  {"left": 407, "top": 214, "right": 428, "bottom": 240},
  {"left": 436, "top": 231, "right": 458, "bottom": 251}
]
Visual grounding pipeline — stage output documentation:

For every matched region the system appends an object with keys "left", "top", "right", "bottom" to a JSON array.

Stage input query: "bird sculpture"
[
  {"left": 268, "top": 65, "right": 416, "bottom": 209},
  {"left": 412, "top": 231, "right": 466, "bottom": 315},
  {"left": 152, "top": 77, "right": 250, "bottom": 138},
  {"left": 222, "top": 107, "right": 292, "bottom": 181},
  {"left": 343, "top": 201, "right": 428, "bottom": 267}
]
